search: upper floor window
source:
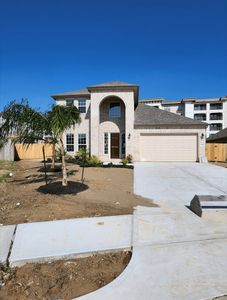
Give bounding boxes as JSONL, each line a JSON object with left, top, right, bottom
{"left": 210, "top": 103, "right": 223, "bottom": 110}
{"left": 66, "top": 133, "right": 74, "bottom": 152}
{"left": 78, "top": 99, "right": 86, "bottom": 113}
{"left": 109, "top": 103, "right": 121, "bottom": 118}
{"left": 210, "top": 113, "right": 223, "bottom": 120}
{"left": 210, "top": 123, "right": 223, "bottom": 131}
{"left": 66, "top": 99, "right": 74, "bottom": 106}
{"left": 194, "top": 114, "right": 206, "bottom": 121}
{"left": 78, "top": 133, "right": 86, "bottom": 150}
{"left": 194, "top": 103, "right": 206, "bottom": 111}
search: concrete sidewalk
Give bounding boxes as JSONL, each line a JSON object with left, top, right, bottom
{"left": 76, "top": 206, "right": 227, "bottom": 300}
{"left": 0, "top": 225, "right": 15, "bottom": 264}
{"left": 0, "top": 215, "right": 132, "bottom": 266}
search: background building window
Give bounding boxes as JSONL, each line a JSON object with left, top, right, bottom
{"left": 194, "top": 103, "right": 206, "bottom": 110}
{"left": 210, "top": 113, "right": 223, "bottom": 120}
{"left": 78, "top": 99, "right": 86, "bottom": 113}
{"left": 194, "top": 114, "right": 206, "bottom": 121}
{"left": 66, "top": 134, "right": 74, "bottom": 151}
{"left": 210, "top": 103, "right": 223, "bottom": 110}
{"left": 109, "top": 103, "right": 121, "bottom": 118}
{"left": 66, "top": 99, "right": 74, "bottom": 106}
{"left": 78, "top": 133, "right": 86, "bottom": 150}
{"left": 104, "top": 133, "right": 109, "bottom": 154}
{"left": 210, "top": 123, "right": 223, "bottom": 131}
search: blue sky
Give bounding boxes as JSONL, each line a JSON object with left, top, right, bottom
{"left": 0, "top": 0, "right": 226, "bottom": 111}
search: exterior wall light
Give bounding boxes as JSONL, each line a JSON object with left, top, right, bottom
{"left": 128, "top": 133, "right": 131, "bottom": 140}
{"left": 201, "top": 133, "right": 204, "bottom": 139}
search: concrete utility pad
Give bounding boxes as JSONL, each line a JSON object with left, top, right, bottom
{"left": 0, "top": 225, "right": 15, "bottom": 264}
{"left": 9, "top": 215, "right": 132, "bottom": 266}
{"left": 134, "top": 162, "right": 227, "bottom": 207}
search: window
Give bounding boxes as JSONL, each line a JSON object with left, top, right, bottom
{"left": 210, "top": 113, "right": 223, "bottom": 120}
{"left": 164, "top": 107, "right": 170, "bottom": 111}
{"left": 109, "top": 103, "right": 121, "bottom": 118}
{"left": 78, "top": 99, "right": 86, "bottom": 113}
{"left": 66, "top": 99, "right": 74, "bottom": 106}
{"left": 78, "top": 133, "right": 86, "bottom": 150}
{"left": 66, "top": 134, "right": 74, "bottom": 152}
{"left": 210, "top": 103, "right": 223, "bottom": 110}
{"left": 194, "top": 114, "right": 206, "bottom": 121}
{"left": 104, "top": 133, "right": 109, "bottom": 154}
{"left": 194, "top": 104, "right": 206, "bottom": 111}
{"left": 210, "top": 123, "right": 223, "bottom": 131}
{"left": 121, "top": 133, "right": 125, "bottom": 157}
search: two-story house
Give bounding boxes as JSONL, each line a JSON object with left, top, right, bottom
{"left": 52, "top": 81, "right": 206, "bottom": 162}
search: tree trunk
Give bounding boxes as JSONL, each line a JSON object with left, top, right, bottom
{"left": 60, "top": 138, "right": 67, "bottom": 186}
{"left": 51, "top": 143, "right": 56, "bottom": 169}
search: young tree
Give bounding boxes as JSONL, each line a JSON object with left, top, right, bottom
{"left": 0, "top": 100, "right": 80, "bottom": 186}
{"left": 48, "top": 104, "right": 80, "bottom": 186}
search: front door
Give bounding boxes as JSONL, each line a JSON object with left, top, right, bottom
{"left": 111, "top": 133, "right": 120, "bottom": 159}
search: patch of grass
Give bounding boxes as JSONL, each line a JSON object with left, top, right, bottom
{"left": 0, "top": 173, "right": 11, "bottom": 182}
{"left": 0, "top": 160, "right": 16, "bottom": 171}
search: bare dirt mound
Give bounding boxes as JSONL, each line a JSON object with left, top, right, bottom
{"left": 0, "top": 251, "right": 131, "bottom": 300}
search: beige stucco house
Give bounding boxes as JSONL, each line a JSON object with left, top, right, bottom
{"left": 52, "top": 81, "right": 207, "bottom": 162}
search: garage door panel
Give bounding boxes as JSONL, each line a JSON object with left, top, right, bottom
{"left": 140, "top": 134, "right": 197, "bottom": 162}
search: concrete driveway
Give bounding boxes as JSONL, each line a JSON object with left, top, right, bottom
{"left": 134, "top": 162, "right": 227, "bottom": 208}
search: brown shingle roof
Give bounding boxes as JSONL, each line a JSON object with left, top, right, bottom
{"left": 206, "top": 127, "right": 227, "bottom": 143}
{"left": 134, "top": 104, "right": 207, "bottom": 127}
{"left": 52, "top": 88, "right": 90, "bottom": 99}
{"left": 87, "top": 81, "right": 138, "bottom": 88}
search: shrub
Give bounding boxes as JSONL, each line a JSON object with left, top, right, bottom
{"left": 56, "top": 148, "right": 66, "bottom": 161}
{"left": 126, "top": 154, "right": 133, "bottom": 163}
{"left": 121, "top": 158, "right": 128, "bottom": 166}
{"left": 88, "top": 155, "right": 102, "bottom": 166}
{"left": 75, "top": 148, "right": 89, "bottom": 162}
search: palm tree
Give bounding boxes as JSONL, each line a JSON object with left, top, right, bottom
{"left": 0, "top": 100, "right": 80, "bottom": 186}
{"left": 48, "top": 104, "right": 80, "bottom": 186}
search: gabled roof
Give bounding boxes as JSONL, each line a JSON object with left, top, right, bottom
{"left": 87, "top": 81, "right": 138, "bottom": 88}
{"left": 51, "top": 81, "right": 139, "bottom": 100}
{"left": 134, "top": 104, "right": 207, "bottom": 127}
{"left": 52, "top": 88, "right": 90, "bottom": 99}
{"left": 206, "top": 127, "right": 227, "bottom": 143}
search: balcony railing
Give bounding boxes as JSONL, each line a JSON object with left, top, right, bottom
{"left": 209, "top": 123, "right": 223, "bottom": 131}
{"left": 210, "top": 113, "right": 223, "bottom": 120}
{"left": 194, "top": 114, "right": 206, "bottom": 121}
{"left": 194, "top": 104, "right": 206, "bottom": 111}
{"left": 210, "top": 103, "right": 223, "bottom": 110}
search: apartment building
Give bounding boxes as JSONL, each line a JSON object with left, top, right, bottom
{"left": 140, "top": 97, "right": 227, "bottom": 137}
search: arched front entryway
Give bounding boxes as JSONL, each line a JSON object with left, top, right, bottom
{"left": 99, "top": 96, "right": 126, "bottom": 161}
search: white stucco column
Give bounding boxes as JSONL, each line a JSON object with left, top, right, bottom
{"left": 90, "top": 95, "right": 100, "bottom": 157}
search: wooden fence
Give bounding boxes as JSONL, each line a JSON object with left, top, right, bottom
{"left": 206, "top": 143, "right": 227, "bottom": 162}
{"left": 15, "top": 144, "right": 53, "bottom": 160}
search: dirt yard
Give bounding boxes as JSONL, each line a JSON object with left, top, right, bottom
{"left": 0, "top": 160, "right": 155, "bottom": 225}
{"left": 0, "top": 251, "right": 131, "bottom": 300}
{"left": 0, "top": 160, "right": 154, "bottom": 299}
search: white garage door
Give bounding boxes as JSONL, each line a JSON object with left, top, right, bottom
{"left": 140, "top": 134, "right": 198, "bottom": 162}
